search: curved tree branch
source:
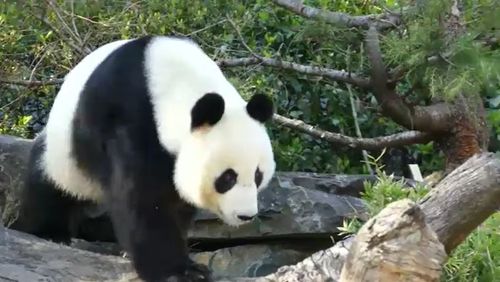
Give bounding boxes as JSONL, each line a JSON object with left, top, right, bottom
{"left": 272, "top": 0, "right": 401, "bottom": 29}
{"left": 1, "top": 58, "right": 370, "bottom": 89}
{"left": 219, "top": 57, "right": 370, "bottom": 88}
{"left": 273, "top": 114, "right": 431, "bottom": 150}
{"left": 222, "top": 17, "right": 371, "bottom": 88}
{"left": 0, "top": 78, "right": 64, "bottom": 87}
{"left": 365, "top": 26, "right": 452, "bottom": 133}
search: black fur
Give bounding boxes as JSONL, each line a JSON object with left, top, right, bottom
{"left": 214, "top": 168, "right": 237, "bottom": 194}
{"left": 17, "top": 36, "right": 212, "bottom": 282}
{"left": 190, "top": 92, "right": 225, "bottom": 130}
{"left": 254, "top": 168, "right": 263, "bottom": 188}
{"left": 246, "top": 94, "right": 273, "bottom": 123}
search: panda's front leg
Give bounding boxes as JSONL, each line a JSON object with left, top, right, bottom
{"left": 103, "top": 134, "right": 213, "bottom": 282}
{"left": 105, "top": 190, "right": 212, "bottom": 282}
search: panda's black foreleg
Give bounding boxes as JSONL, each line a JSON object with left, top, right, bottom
{"left": 103, "top": 130, "right": 212, "bottom": 282}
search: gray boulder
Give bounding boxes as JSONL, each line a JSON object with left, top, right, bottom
{"left": 0, "top": 134, "right": 373, "bottom": 243}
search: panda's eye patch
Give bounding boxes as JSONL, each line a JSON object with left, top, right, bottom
{"left": 215, "top": 169, "right": 237, "bottom": 194}
{"left": 255, "top": 167, "right": 263, "bottom": 188}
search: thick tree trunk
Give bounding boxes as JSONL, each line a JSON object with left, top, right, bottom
{"left": 436, "top": 0, "right": 490, "bottom": 172}
{"left": 438, "top": 97, "right": 490, "bottom": 172}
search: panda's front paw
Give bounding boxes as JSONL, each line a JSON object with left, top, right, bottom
{"left": 164, "top": 273, "right": 212, "bottom": 282}
{"left": 164, "top": 261, "right": 213, "bottom": 282}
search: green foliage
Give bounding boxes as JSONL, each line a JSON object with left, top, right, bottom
{"left": 384, "top": 0, "right": 500, "bottom": 100}
{"left": 0, "top": 0, "right": 498, "bottom": 175}
{"left": 338, "top": 150, "right": 430, "bottom": 235}
{"left": 444, "top": 213, "right": 500, "bottom": 282}
{"left": 0, "top": 0, "right": 383, "bottom": 174}
{"left": 486, "top": 82, "right": 500, "bottom": 155}
{"left": 0, "top": 113, "right": 32, "bottom": 138}
{"left": 337, "top": 170, "right": 429, "bottom": 236}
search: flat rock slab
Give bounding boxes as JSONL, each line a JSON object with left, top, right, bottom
{"left": 69, "top": 239, "right": 319, "bottom": 279}
{"left": 1, "top": 221, "right": 355, "bottom": 281}
{"left": 189, "top": 173, "right": 368, "bottom": 239}
{"left": 0, "top": 224, "right": 138, "bottom": 282}
{"left": 0, "top": 134, "right": 370, "bottom": 242}
{"left": 192, "top": 244, "right": 312, "bottom": 278}
{"left": 0, "top": 135, "right": 32, "bottom": 225}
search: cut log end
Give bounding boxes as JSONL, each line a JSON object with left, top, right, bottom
{"left": 339, "top": 199, "right": 447, "bottom": 282}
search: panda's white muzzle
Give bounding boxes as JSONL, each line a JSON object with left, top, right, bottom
{"left": 218, "top": 184, "right": 258, "bottom": 226}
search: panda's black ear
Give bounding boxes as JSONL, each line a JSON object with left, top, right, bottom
{"left": 246, "top": 94, "right": 273, "bottom": 123}
{"left": 191, "top": 93, "right": 225, "bottom": 130}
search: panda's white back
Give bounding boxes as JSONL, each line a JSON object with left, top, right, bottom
{"left": 40, "top": 36, "right": 247, "bottom": 201}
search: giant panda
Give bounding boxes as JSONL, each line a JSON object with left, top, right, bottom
{"left": 11, "top": 36, "right": 276, "bottom": 282}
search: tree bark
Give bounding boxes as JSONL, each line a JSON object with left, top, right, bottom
{"left": 419, "top": 152, "right": 500, "bottom": 253}
{"left": 434, "top": 0, "right": 490, "bottom": 171}
{"left": 272, "top": 114, "right": 431, "bottom": 150}
{"left": 272, "top": 0, "right": 401, "bottom": 29}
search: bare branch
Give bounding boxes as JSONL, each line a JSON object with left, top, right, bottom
{"left": 0, "top": 78, "right": 64, "bottom": 87}
{"left": 273, "top": 114, "right": 431, "bottom": 150}
{"left": 1, "top": 56, "right": 368, "bottom": 89}
{"left": 34, "top": 13, "right": 88, "bottom": 56}
{"left": 365, "top": 26, "right": 452, "bottom": 133}
{"left": 45, "top": 0, "right": 91, "bottom": 54}
{"left": 366, "top": 26, "right": 389, "bottom": 91}
{"left": 219, "top": 57, "right": 370, "bottom": 88}
{"left": 348, "top": 85, "right": 373, "bottom": 174}
{"left": 31, "top": 1, "right": 91, "bottom": 56}
{"left": 223, "top": 16, "right": 370, "bottom": 88}
{"left": 225, "top": 16, "right": 260, "bottom": 59}
{"left": 217, "top": 57, "right": 261, "bottom": 67}
{"left": 272, "top": 0, "right": 401, "bottom": 29}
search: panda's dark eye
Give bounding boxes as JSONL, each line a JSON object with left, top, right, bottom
{"left": 215, "top": 169, "right": 237, "bottom": 194}
{"left": 255, "top": 167, "right": 263, "bottom": 188}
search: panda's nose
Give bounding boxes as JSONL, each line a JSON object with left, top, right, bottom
{"left": 237, "top": 214, "right": 256, "bottom": 221}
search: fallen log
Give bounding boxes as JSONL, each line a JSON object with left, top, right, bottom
{"left": 0, "top": 151, "right": 498, "bottom": 281}
{"left": 419, "top": 152, "right": 500, "bottom": 253}
{"left": 0, "top": 134, "right": 371, "bottom": 246}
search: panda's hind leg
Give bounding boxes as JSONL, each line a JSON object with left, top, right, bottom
{"left": 9, "top": 134, "right": 83, "bottom": 244}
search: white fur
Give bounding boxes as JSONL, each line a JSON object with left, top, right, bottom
{"left": 42, "top": 39, "right": 131, "bottom": 201}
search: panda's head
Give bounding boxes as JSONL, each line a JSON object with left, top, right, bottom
{"left": 174, "top": 93, "right": 275, "bottom": 227}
